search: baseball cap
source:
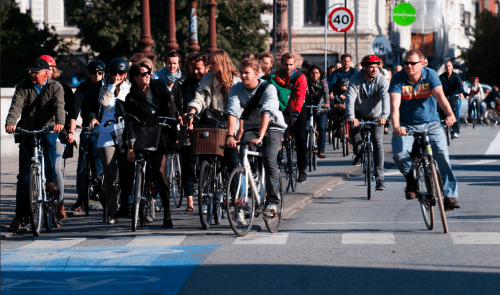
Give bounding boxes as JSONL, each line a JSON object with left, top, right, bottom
{"left": 26, "top": 59, "right": 50, "bottom": 72}
{"left": 39, "top": 55, "right": 57, "bottom": 67}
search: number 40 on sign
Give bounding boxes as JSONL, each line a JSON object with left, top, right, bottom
{"left": 328, "top": 7, "right": 354, "bottom": 32}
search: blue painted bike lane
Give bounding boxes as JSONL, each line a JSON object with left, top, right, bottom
{"left": 1, "top": 245, "right": 219, "bottom": 295}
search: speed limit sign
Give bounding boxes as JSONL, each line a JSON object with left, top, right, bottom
{"left": 328, "top": 7, "right": 354, "bottom": 32}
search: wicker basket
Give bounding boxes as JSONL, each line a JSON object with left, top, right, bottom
{"left": 191, "top": 128, "right": 227, "bottom": 157}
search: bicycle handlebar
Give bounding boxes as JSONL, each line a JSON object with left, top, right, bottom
{"left": 15, "top": 126, "right": 54, "bottom": 135}
{"left": 405, "top": 122, "right": 446, "bottom": 136}
{"left": 358, "top": 121, "right": 379, "bottom": 125}
{"left": 104, "top": 114, "right": 177, "bottom": 127}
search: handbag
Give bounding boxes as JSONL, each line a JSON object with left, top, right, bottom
{"left": 109, "top": 116, "right": 127, "bottom": 154}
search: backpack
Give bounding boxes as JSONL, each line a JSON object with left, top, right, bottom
{"left": 262, "top": 70, "right": 304, "bottom": 112}
{"left": 241, "top": 81, "right": 271, "bottom": 121}
{"left": 197, "top": 107, "right": 227, "bottom": 129}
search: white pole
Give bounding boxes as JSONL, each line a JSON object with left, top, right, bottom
{"left": 324, "top": 2, "right": 344, "bottom": 71}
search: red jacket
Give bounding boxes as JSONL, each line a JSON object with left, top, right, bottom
{"left": 271, "top": 68, "right": 307, "bottom": 115}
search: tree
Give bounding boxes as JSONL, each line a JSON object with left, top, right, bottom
{"left": 66, "top": 0, "right": 272, "bottom": 69}
{"left": 0, "top": 0, "right": 69, "bottom": 87}
{"left": 461, "top": 11, "right": 500, "bottom": 86}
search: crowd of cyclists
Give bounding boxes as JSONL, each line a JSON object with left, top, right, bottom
{"left": 8, "top": 47, "right": 499, "bottom": 234}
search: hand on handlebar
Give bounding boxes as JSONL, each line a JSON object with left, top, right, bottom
{"left": 444, "top": 115, "right": 456, "bottom": 127}
{"left": 349, "top": 118, "right": 359, "bottom": 127}
{"left": 393, "top": 126, "right": 407, "bottom": 136}
{"left": 378, "top": 118, "right": 387, "bottom": 126}
{"left": 6, "top": 126, "right": 16, "bottom": 134}
{"left": 89, "top": 119, "right": 100, "bottom": 130}
{"left": 53, "top": 124, "right": 64, "bottom": 133}
{"left": 250, "top": 138, "right": 262, "bottom": 148}
{"left": 226, "top": 136, "right": 238, "bottom": 149}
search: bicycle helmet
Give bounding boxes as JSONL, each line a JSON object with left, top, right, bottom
{"left": 360, "top": 55, "right": 381, "bottom": 67}
{"left": 108, "top": 58, "right": 129, "bottom": 72}
{"left": 87, "top": 60, "right": 106, "bottom": 72}
{"left": 338, "top": 78, "right": 349, "bottom": 86}
{"left": 39, "top": 55, "right": 57, "bottom": 67}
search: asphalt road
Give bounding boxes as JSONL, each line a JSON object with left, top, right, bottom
{"left": 1, "top": 122, "right": 499, "bottom": 294}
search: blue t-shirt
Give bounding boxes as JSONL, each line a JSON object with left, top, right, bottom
{"left": 389, "top": 67, "right": 442, "bottom": 125}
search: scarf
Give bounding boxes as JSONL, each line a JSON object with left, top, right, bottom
{"left": 159, "top": 67, "right": 182, "bottom": 85}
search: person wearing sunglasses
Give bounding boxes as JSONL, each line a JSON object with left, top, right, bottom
{"left": 69, "top": 60, "right": 106, "bottom": 212}
{"left": 125, "top": 62, "right": 179, "bottom": 228}
{"left": 389, "top": 49, "right": 460, "bottom": 211}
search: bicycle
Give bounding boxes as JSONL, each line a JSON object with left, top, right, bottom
{"left": 278, "top": 123, "right": 298, "bottom": 193}
{"left": 306, "top": 105, "right": 320, "bottom": 172}
{"left": 357, "top": 121, "right": 378, "bottom": 200}
{"left": 226, "top": 141, "right": 284, "bottom": 236}
{"left": 406, "top": 123, "right": 449, "bottom": 233}
{"left": 165, "top": 153, "right": 183, "bottom": 208}
{"left": 76, "top": 126, "right": 106, "bottom": 221}
{"left": 15, "top": 127, "right": 60, "bottom": 236}
{"left": 466, "top": 98, "right": 480, "bottom": 129}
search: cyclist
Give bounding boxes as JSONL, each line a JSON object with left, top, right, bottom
{"left": 329, "top": 54, "right": 357, "bottom": 101}
{"left": 5, "top": 58, "right": 65, "bottom": 233}
{"left": 69, "top": 60, "right": 105, "bottom": 212}
{"left": 305, "top": 65, "right": 329, "bottom": 158}
{"left": 389, "top": 49, "right": 460, "bottom": 211}
{"left": 226, "top": 58, "right": 287, "bottom": 216}
{"left": 467, "top": 77, "right": 485, "bottom": 123}
{"left": 345, "top": 55, "right": 390, "bottom": 191}
{"left": 271, "top": 52, "right": 308, "bottom": 183}
{"left": 439, "top": 61, "right": 465, "bottom": 138}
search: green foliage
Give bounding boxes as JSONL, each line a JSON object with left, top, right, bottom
{"left": 66, "top": 0, "right": 271, "bottom": 70}
{"left": 461, "top": 11, "right": 500, "bottom": 86}
{"left": 0, "top": 0, "right": 68, "bottom": 87}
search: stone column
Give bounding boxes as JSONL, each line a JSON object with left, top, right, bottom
{"left": 207, "top": 0, "right": 218, "bottom": 52}
{"left": 275, "top": 0, "right": 302, "bottom": 67}
{"left": 139, "top": 0, "right": 156, "bottom": 62}
{"left": 187, "top": 0, "right": 201, "bottom": 53}
{"left": 166, "top": 0, "right": 179, "bottom": 52}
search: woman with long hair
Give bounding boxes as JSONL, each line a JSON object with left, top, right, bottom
{"left": 306, "top": 65, "right": 329, "bottom": 158}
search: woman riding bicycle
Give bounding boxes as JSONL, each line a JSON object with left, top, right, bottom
{"left": 305, "top": 65, "right": 329, "bottom": 158}
{"left": 467, "top": 77, "right": 485, "bottom": 122}
{"left": 124, "top": 62, "right": 179, "bottom": 228}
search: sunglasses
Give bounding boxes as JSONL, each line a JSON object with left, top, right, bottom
{"left": 90, "top": 71, "right": 104, "bottom": 76}
{"left": 137, "top": 71, "right": 151, "bottom": 77}
{"left": 403, "top": 61, "right": 421, "bottom": 66}
{"left": 110, "top": 71, "right": 126, "bottom": 76}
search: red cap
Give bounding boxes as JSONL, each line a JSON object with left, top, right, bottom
{"left": 39, "top": 55, "right": 56, "bottom": 67}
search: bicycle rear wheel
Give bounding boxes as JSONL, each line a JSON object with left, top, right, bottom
{"left": 342, "top": 124, "right": 348, "bottom": 157}
{"left": 418, "top": 165, "right": 435, "bottom": 230}
{"left": 213, "top": 168, "right": 226, "bottom": 225}
{"left": 132, "top": 162, "right": 144, "bottom": 232}
{"left": 227, "top": 167, "right": 254, "bottom": 236}
{"left": 429, "top": 161, "right": 449, "bottom": 233}
{"left": 264, "top": 195, "right": 284, "bottom": 233}
{"left": 472, "top": 105, "right": 477, "bottom": 129}
{"left": 366, "top": 144, "right": 373, "bottom": 200}
{"left": 198, "top": 160, "right": 214, "bottom": 229}
{"left": 313, "top": 131, "right": 317, "bottom": 170}
{"left": 28, "top": 167, "right": 43, "bottom": 236}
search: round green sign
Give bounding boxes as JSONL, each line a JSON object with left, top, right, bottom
{"left": 392, "top": 3, "right": 416, "bottom": 26}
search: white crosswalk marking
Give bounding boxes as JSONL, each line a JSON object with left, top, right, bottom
{"left": 126, "top": 235, "right": 186, "bottom": 247}
{"left": 20, "top": 238, "right": 86, "bottom": 249}
{"left": 342, "top": 233, "right": 396, "bottom": 244}
{"left": 450, "top": 232, "right": 500, "bottom": 244}
{"left": 233, "top": 233, "right": 289, "bottom": 245}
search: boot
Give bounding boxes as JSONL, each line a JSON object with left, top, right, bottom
{"left": 160, "top": 190, "right": 173, "bottom": 228}
{"left": 404, "top": 173, "right": 418, "bottom": 200}
{"left": 186, "top": 196, "right": 194, "bottom": 212}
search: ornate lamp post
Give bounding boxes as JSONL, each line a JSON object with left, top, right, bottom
{"left": 187, "top": 0, "right": 201, "bottom": 53}
{"left": 166, "top": 0, "right": 179, "bottom": 52}
{"left": 274, "top": 0, "right": 302, "bottom": 67}
{"left": 207, "top": 0, "right": 218, "bottom": 52}
{"left": 139, "top": 0, "right": 156, "bottom": 62}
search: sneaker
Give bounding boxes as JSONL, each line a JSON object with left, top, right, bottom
{"left": 384, "top": 127, "right": 389, "bottom": 134}
{"left": 106, "top": 217, "right": 117, "bottom": 224}
{"left": 297, "top": 171, "right": 307, "bottom": 183}
{"left": 45, "top": 181, "right": 59, "bottom": 193}
{"left": 202, "top": 204, "right": 208, "bottom": 214}
{"left": 56, "top": 204, "right": 66, "bottom": 219}
{"left": 404, "top": 174, "right": 418, "bottom": 200}
{"left": 7, "top": 217, "right": 24, "bottom": 233}
{"left": 237, "top": 210, "right": 247, "bottom": 225}
{"left": 453, "top": 133, "right": 459, "bottom": 138}
{"left": 376, "top": 180, "right": 385, "bottom": 191}
{"left": 264, "top": 204, "right": 277, "bottom": 218}
{"left": 318, "top": 153, "right": 326, "bottom": 158}
{"left": 352, "top": 155, "right": 362, "bottom": 167}
{"left": 444, "top": 197, "right": 460, "bottom": 211}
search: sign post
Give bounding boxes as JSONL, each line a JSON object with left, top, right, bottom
{"left": 324, "top": 2, "right": 345, "bottom": 72}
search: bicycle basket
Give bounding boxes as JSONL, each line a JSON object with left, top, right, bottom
{"left": 127, "top": 123, "right": 163, "bottom": 151}
{"left": 191, "top": 128, "right": 227, "bottom": 157}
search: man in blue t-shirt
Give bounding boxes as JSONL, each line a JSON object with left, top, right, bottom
{"left": 329, "top": 54, "right": 358, "bottom": 100}
{"left": 389, "top": 49, "right": 460, "bottom": 211}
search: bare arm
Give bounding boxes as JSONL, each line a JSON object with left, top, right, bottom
{"left": 226, "top": 115, "right": 238, "bottom": 148}
{"left": 390, "top": 92, "right": 406, "bottom": 136}
{"left": 432, "top": 85, "right": 456, "bottom": 127}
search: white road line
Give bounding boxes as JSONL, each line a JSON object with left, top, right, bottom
{"left": 126, "top": 235, "right": 186, "bottom": 247}
{"left": 307, "top": 220, "right": 500, "bottom": 224}
{"left": 450, "top": 232, "right": 500, "bottom": 244}
{"left": 233, "top": 233, "right": 289, "bottom": 245}
{"left": 486, "top": 130, "right": 500, "bottom": 155}
{"left": 342, "top": 233, "right": 396, "bottom": 244}
{"left": 20, "top": 238, "right": 86, "bottom": 249}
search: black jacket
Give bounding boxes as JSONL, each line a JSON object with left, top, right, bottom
{"left": 82, "top": 80, "right": 104, "bottom": 126}
{"left": 125, "top": 79, "right": 178, "bottom": 153}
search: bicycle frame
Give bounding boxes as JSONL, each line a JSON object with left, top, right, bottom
{"left": 238, "top": 144, "right": 266, "bottom": 211}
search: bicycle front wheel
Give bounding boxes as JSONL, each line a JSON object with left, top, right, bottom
{"left": 342, "top": 124, "right": 348, "bottom": 157}
{"left": 445, "top": 126, "right": 451, "bottom": 146}
{"left": 28, "top": 167, "right": 43, "bottom": 236}
{"left": 289, "top": 142, "right": 298, "bottom": 192}
{"left": 418, "top": 165, "right": 435, "bottom": 230}
{"left": 278, "top": 147, "right": 289, "bottom": 194}
{"left": 264, "top": 196, "right": 284, "bottom": 233}
{"left": 198, "top": 160, "right": 214, "bottom": 229}
{"left": 44, "top": 198, "right": 56, "bottom": 232}
{"left": 132, "top": 163, "right": 144, "bottom": 232}
{"left": 366, "top": 145, "right": 373, "bottom": 200}
{"left": 227, "top": 168, "right": 254, "bottom": 236}
{"left": 308, "top": 130, "right": 313, "bottom": 172}
{"left": 429, "top": 161, "right": 448, "bottom": 233}
{"left": 171, "top": 154, "right": 183, "bottom": 208}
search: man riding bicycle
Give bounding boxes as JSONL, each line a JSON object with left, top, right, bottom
{"left": 390, "top": 49, "right": 460, "bottom": 211}
{"left": 226, "top": 58, "right": 287, "bottom": 216}
{"left": 345, "top": 55, "right": 390, "bottom": 190}
{"left": 439, "top": 61, "right": 465, "bottom": 138}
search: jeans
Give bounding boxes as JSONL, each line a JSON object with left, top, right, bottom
{"left": 468, "top": 98, "right": 485, "bottom": 118}
{"left": 55, "top": 138, "right": 65, "bottom": 204}
{"left": 350, "top": 120, "right": 385, "bottom": 181}
{"left": 76, "top": 132, "right": 103, "bottom": 203}
{"left": 392, "top": 121, "right": 458, "bottom": 199}
{"left": 16, "top": 132, "right": 59, "bottom": 216}
{"left": 243, "top": 130, "right": 284, "bottom": 205}
{"left": 444, "top": 96, "right": 461, "bottom": 134}
{"left": 314, "top": 113, "right": 327, "bottom": 154}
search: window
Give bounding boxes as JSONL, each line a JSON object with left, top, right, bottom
{"left": 304, "top": 0, "right": 326, "bottom": 26}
